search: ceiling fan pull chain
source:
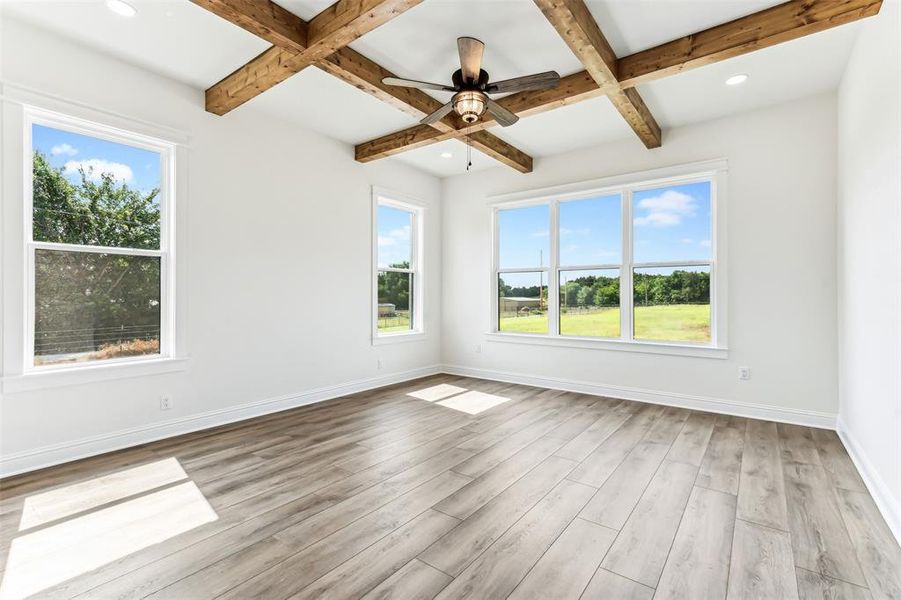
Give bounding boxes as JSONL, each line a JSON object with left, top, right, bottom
{"left": 466, "top": 134, "right": 472, "bottom": 171}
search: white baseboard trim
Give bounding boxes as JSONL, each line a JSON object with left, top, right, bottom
{"left": 0, "top": 365, "right": 442, "bottom": 478}
{"left": 441, "top": 364, "right": 837, "bottom": 429}
{"left": 836, "top": 417, "right": 901, "bottom": 546}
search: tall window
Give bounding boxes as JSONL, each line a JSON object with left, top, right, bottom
{"left": 493, "top": 166, "right": 721, "bottom": 348}
{"left": 374, "top": 191, "right": 422, "bottom": 337}
{"left": 26, "top": 110, "right": 174, "bottom": 368}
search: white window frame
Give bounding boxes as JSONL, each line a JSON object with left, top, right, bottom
{"left": 371, "top": 187, "right": 425, "bottom": 344}
{"left": 488, "top": 159, "right": 728, "bottom": 359}
{"left": 22, "top": 107, "right": 177, "bottom": 371}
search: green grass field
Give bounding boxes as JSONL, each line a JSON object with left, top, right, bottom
{"left": 378, "top": 313, "right": 412, "bottom": 333}
{"left": 499, "top": 304, "right": 710, "bottom": 342}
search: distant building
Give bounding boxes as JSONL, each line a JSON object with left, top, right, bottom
{"left": 499, "top": 296, "right": 541, "bottom": 313}
{"left": 377, "top": 303, "right": 396, "bottom": 317}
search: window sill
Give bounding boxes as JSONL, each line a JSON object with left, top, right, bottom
{"left": 484, "top": 332, "right": 728, "bottom": 359}
{"left": 1, "top": 356, "right": 190, "bottom": 394}
{"left": 372, "top": 331, "right": 427, "bottom": 346}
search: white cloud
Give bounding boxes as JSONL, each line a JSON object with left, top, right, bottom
{"left": 63, "top": 159, "right": 134, "bottom": 184}
{"left": 50, "top": 143, "right": 78, "bottom": 157}
{"left": 680, "top": 238, "right": 694, "bottom": 244}
{"left": 530, "top": 230, "right": 550, "bottom": 238}
{"left": 633, "top": 190, "right": 697, "bottom": 227}
{"left": 700, "top": 239, "right": 711, "bottom": 247}
{"left": 377, "top": 236, "right": 397, "bottom": 247}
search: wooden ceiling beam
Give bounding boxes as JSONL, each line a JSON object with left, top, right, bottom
{"left": 202, "top": 0, "right": 423, "bottom": 115}
{"left": 194, "top": 0, "right": 534, "bottom": 172}
{"left": 355, "top": 0, "right": 881, "bottom": 162}
{"left": 533, "top": 0, "right": 661, "bottom": 148}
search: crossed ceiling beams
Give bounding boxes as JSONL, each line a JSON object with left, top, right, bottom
{"left": 195, "top": 0, "right": 883, "bottom": 173}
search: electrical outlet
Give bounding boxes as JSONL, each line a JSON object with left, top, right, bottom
{"left": 160, "top": 396, "right": 172, "bottom": 410}
{"left": 377, "top": 359, "right": 383, "bottom": 370}
{"left": 738, "top": 367, "right": 751, "bottom": 381}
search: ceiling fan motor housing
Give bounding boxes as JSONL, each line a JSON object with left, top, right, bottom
{"left": 452, "top": 90, "right": 488, "bottom": 123}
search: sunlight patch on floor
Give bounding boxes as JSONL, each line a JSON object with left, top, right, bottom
{"left": 436, "top": 390, "right": 511, "bottom": 415}
{"left": 1, "top": 467, "right": 217, "bottom": 600}
{"left": 20, "top": 457, "right": 187, "bottom": 530}
{"left": 407, "top": 383, "right": 468, "bottom": 402}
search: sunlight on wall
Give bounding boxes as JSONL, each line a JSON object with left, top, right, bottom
{"left": 1, "top": 465, "right": 216, "bottom": 600}
{"left": 20, "top": 457, "right": 187, "bottom": 530}
{"left": 407, "top": 384, "right": 511, "bottom": 415}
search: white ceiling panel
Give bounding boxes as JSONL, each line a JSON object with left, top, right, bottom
{"left": 393, "top": 138, "right": 502, "bottom": 177}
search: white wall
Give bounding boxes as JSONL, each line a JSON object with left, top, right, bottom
{"left": 0, "top": 18, "right": 442, "bottom": 474}
{"left": 441, "top": 94, "right": 839, "bottom": 424}
{"left": 836, "top": 1, "right": 901, "bottom": 541}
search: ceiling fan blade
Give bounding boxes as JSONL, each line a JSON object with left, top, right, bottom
{"left": 457, "top": 37, "right": 485, "bottom": 84}
{"left": 486, "top": 71, "right": 560, "bottom": 94}
{"left": 486, "top": 99, "right": 519, "bottom": 127}
{"left": 382, "top": 77, "right": 455, "bottom": 92}
{"left": 420, "top": 101, "right": 455, "bottom": 125}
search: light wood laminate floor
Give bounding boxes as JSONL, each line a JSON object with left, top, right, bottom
{"left": 1, "top": 375, "right": 899, "bottom": 599}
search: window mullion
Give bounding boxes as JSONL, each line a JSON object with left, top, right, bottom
{"left": 548, "top": 200, "right": 560, "bottom": 337}
{"left": 621, "top": 189, "right": 634, "bottom": 341}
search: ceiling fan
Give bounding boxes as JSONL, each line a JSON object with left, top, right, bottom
{"left": 382, "top": 37, "right": 560, "bottom": 127}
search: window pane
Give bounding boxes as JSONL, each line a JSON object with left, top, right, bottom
{"left": 559, "top": 269, "right": 620, "bottom": 338}
{"left": 498, "top": 272, "right": 548, "bottom": 334}
{"left": 633, "top": 266, "right": 710, "bottom": 342}
{"left": 31, "top": 124, "right": 162, "bottom": 250}
{"left": 377, "top": 271, "right": 413, "bottom": 333}
{"left": 559, "top": 194, "right": 621, "bottom": 266}
{"left": 377, "top": 205, "right": 413, "bottom": 269}
{"left": 632, "top": 181, "right": 711, "bottom": 263}
{"left": 498, "top": 205, "right": 549, "bottom": 269}
{"left": 34, "top": 249, "right": 161, "bottom": 366}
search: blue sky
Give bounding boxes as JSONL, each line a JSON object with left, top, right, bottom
{"left": 32, "top": 124, "right": 161, "bottom": 196}
{"left": 499, "top": 182, "right": 711, "bottom": 268}
{"left": 377, "top": 205, "right": 412, "bottom": 268}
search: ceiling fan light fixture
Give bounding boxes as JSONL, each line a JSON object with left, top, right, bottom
{"left": 453, "top": 90, "right": 487, "bottom": 124}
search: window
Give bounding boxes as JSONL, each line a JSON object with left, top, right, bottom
{"left": 373, "top": 190, "right": 423, "bottom": 339}
{"left": 491, "top": 162, "right": 725, "bottom": 353}
{"left": 26, "top": 110, "right": 175, "bottom": 368}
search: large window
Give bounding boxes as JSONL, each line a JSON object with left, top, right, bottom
{"left": 373, "top": 190, "right": 423, "bottom": 338}
{"left": 492, "top": 163, "right": 724, "bottom": 352}
{"left": 26, "top": 110, "right": 175, "bottom": 368}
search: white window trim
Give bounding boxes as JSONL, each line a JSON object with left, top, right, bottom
{"left": 0, "top": 88, "right": 189, "bottom": 392}
{"left": 371, "top": 187, "right": 426, "bottom": 345}
{"left": 488, "top": 159, "right": 728, "bottom": 359}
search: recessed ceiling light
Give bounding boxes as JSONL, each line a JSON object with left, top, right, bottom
{"left": 440, "top": 152, "right": 453, "bottom": 159}
{"left": 725, "top": 73, "right": 748, "bottom": 86}
{"left": 106, "top": 0, "right": 137, "bottom": 17}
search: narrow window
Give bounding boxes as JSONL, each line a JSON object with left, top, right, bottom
{"left": 374, "top": 195, "right": 422, "bottom": 336}
{"left": 496, "top": 204, "right": 549, "bottom": 334}
{"left": 27, "top": 112, "right": 174, "bottom": 368}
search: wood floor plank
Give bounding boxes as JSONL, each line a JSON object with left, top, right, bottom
{"left": 696, "top": 414, "right": 745, "bottom": 495}
{"left": 174, "top": 470, "right": 472, "bottom": 600}
{"left": 435, "top": 435, "right": 563, "bottom": 519}
{"left": 726, "top": 519, "right": 799, "bottom": 600}
{"left": 600, "top": 460, "right": 698, "bottom": 587}
{"left": 291, "top": 509, "right": 460, "bottom": 599}
{"left": 783, "top": 461, "right": 867, "bottom": 587}
{"left": 507, "top": 517, "right": 617, "bottom": 600}
{"left": 568, "top": 404, "right": 664, "bottom": 487}
{"left": 835, "top": 487, "right": 901, "bottom": 599}
{"left": 796, "top": 567, "right": 872, "bottom": 600}
{"left": 666, "top": 411, "right": 716, "bottom": 466}
{"left": 778, "top": 423, "right": 823, "bottom": 465}
{"left": 811, "top": 429, "right": 867, "bottom": 492}
{"left": 419, "top": 455, "right": 577, "bottom": 576}
{"left": 578, "top": 441, "right": 669, "bottom": 530}
{"left": 642, "top": 405, "right": 691, "bottom": 445}
{"left": 580, "top": 568, "right": 654, "bottom": 600}
{"left": 654, "top": 486, "right": 736, "bottom": 599}
{"left": 737, "top": 419, "right": 789, "bottom": 531}
{"left": 554, "top": 401, "right": 635, "bottom": 462}
{"left": 434, "top": 479, "right": 596, "bottom": 599}
{"left": 360, "top": 559, "right": 452, "bottom": 600}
